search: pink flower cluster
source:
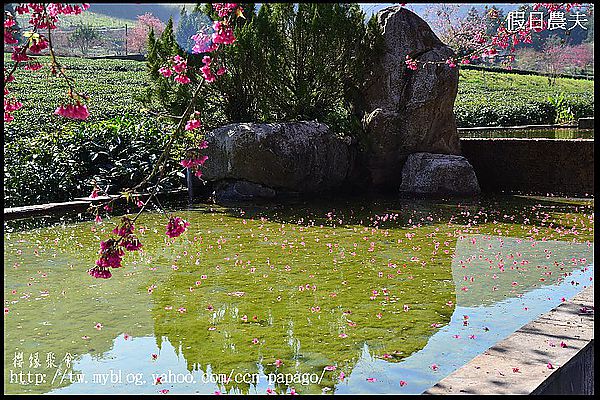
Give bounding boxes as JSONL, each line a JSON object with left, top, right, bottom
{"left": 212, "top": 20, "right": 236, "bottom": 45}
{"left": 16, "top": 3, "right": 90, "bottom": 30}
{"left": 88, "top": 266, "right": 112, "bottom": 279}
{"left": 112, "top": 217, "right": 135, "bottom": 237}
{"left": 180, "top": 142, "right": 209, "bottom": 178}
{"left": 96, "top": 239, "right": 125, "bottom": 268}
{"left": 166, "top": 216, "right": 190, "bottom": 238}
{"left": 4, "top": 17, "right": 18, "bottom": 45}
{"left": 191, "top": 30, "right": 219, "bottom": 54}
{"left": 54, "top": 103, "right": 90, "bottom": 120}
{"left": 213, "top": 3, "right": 241, "bottom": 18}
{"left": 4, "top": 97, "right": 22, "bottom": 123}
{"left": 190, "top": 11, "right": 237, "bottom": 56}
{"left": 407, "top": 3, "right": 587, "bottom": 71}
{"left": 533, "top": 3, "right": 578, "bottom": 12}
{"left": 10, "top": 48, "right": 31, "bottom": 62}
{"left": 185, "top": 119, "right": 201, "bottom": 131}
{"left": 159, "top": 55, "right": 191, "bottom": 84}
{"left": 180, "top": 155, "right": 208, "bottom": 169}
{"left": 28, "top": 37, "right": 49, "bottom": 54}
{"left": 200, "top": 55, "right": 216, "bottom": 83}
{"left": 90, "top": 217, "right": 143, "bottom": 279}
{"left": 24, "top": 62, "right": 44, "bottom": 71}
{"left": 405, "top": 55, "right": 418, "bottom": 71}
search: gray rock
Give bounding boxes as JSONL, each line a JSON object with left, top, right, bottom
{"left": 202, "top": 122, "right": 352, "bottom": 193}
{"left": 578, "top": 117, "right": 593, "bottom": 129}
{"left": 214, "top": 180, "right": 276, "bottom": 202}
{"left": 399, "top": 153, "right": 480, "bottom": 196}
{"left": 361, "top": 6, "right": 461, "bottom": 188}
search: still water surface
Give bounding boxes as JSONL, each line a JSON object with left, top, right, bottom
{"left": 4, "top": 195, "right": 594, "bottom": 394}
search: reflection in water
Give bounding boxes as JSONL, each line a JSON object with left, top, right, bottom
{"left": 452, "top": 234, "right": 594, "bottom": 306}
{"left": 4, "top": 195, "right": 594, "bottom": 394}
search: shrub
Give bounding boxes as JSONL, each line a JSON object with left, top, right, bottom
{"left": 4, "top": 116, "right": 186, "bottom": 207}
{"left": 143, "top": 3, "right": 383, "bottom": 136}
{"left": 455, "top": 69, "right": 594, "bottom": 127}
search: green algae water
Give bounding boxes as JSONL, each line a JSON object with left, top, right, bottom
{"left": 3, "top": 195, "right": 594, "bottom": 394}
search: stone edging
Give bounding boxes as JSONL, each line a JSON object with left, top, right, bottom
{"left": 458, "top": 124, "right": 578, "bottom": 131}
{"left": 3, "top": 190, "right": 188, "bottom": 221}
{"left": 423, "top": 285, "right": 594, "bottom": 395}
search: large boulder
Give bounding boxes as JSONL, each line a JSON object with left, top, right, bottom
{"left": 399, "top": 153, "right": 480, "bottom": 196}
{"left": 201, "top": 122, "right": 353, "bottom": 193}
{"left": 360, "top": 6, "right": 461, "bottom": 189}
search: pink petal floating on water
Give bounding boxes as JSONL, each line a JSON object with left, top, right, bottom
{"left": 399, "top": 380, "right": 407, "bottom": 387}
{"left": 366, "top": 377, "right": 377, "bottom": 382}
{"left": 431, "top": 364, "right": 439, "bottom": 371}
{"left": 159, "top": 389, "right": 169, "bottom": 394}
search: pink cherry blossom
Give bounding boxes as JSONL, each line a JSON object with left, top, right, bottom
{"left": 166, "top": 216, "right": 190, "bottom": 238}
{"left": 185, "top": 119, "right": 201, "bottom": 131}
{"left": 174, "top": 74, "right": 191, "bottom": 84}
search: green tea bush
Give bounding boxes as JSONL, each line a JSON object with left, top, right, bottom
{"left": 4, "top": 116, "right": 185, "bottom": 208}
{"left": 455, "top": 69, "right": 594, "bottom": 127}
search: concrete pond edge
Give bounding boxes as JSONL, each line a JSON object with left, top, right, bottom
{"left": 423, "top": 285, "right": 594, "bottom": 395}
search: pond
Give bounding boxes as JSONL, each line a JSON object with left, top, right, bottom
{"left": 459, "top": 128, "right": 594, "bottom": 139}
{"left": 3, "top": 195, "right": 594, "bottom": 394}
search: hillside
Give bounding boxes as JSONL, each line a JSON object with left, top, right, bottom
{"left": 86, "top": 3, "right": 195, "bottom": 24}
